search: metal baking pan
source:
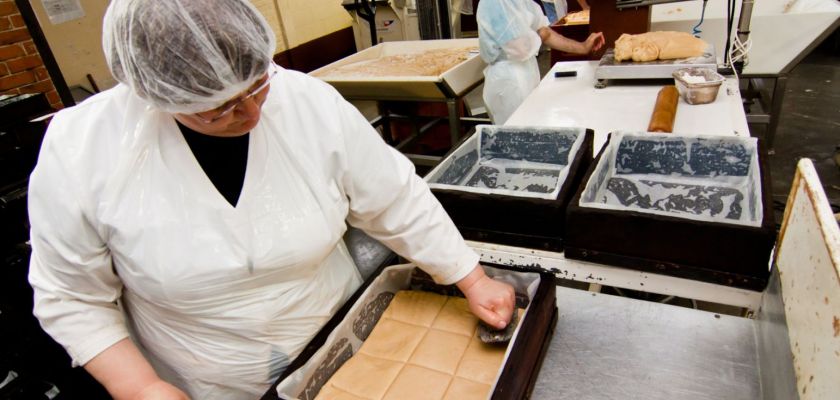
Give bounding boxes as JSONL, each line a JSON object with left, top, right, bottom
{"left": 264, "top": 264, "right": 557, "bottom": 400}
{"left": 565, "top": 132, "right": 776, "bottom": 290}
{"left": 309, "top": 39, "right": 485, "bottom": 100}
{"left": 426, "top": 125, "right": 594, "bottom": 251}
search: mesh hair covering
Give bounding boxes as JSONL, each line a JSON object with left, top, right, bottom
{"left": 102, "top": 0, "right": 276, "bottom": 114}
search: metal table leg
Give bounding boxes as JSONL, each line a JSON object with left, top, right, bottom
{"left": 742, "top": 74, "right": 787, "bottom": 153}
{"left": 766, "top": 75, "right": 788, "bottom": 150}
{"left": 377, "top": 101, "right": 392, "bottom": 144}
{"left": 446, "top": 97, "right": 460, "bottom": 147}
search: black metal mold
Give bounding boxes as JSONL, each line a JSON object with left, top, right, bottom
{"left": 429, "top": 127, "right": 594, "bottom": 251}
{"left": 263, "top": 264, "right": 557, "bottom": 400}
{"left": 565, "top": 133, "right": 776, "bottom": 291}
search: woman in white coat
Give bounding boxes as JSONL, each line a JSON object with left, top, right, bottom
{"left": 477, "top": 0, "right": 605, "bottom": 124}
{"left": 26, "top": 1, "right": 515, "bottom": 399}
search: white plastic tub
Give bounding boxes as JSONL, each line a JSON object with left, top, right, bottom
{"left": 309, "top": 39, "right": 485, "bottom": 100}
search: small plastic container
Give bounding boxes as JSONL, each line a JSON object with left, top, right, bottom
{"left": 672, "top": 67, "right": 726, "bottom": 105}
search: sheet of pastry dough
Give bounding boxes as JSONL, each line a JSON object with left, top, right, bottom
{"left": 323, "top": 48, "right": 477, "bottom": 78}
{"left": 314, "top": 291, "right": 520, "bottom": 400}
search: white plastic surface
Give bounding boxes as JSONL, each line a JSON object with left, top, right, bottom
{"left": 309, "top": 39, "right": 485, "bottom": 99}
{"left": 651, "top": 0, "right": 840, "bottom": 75}
{"left": 506, "top": 61, "right": 749, "bottom": 156}
{"left": 579, "top": 132, "right": 763, "bottom": 227}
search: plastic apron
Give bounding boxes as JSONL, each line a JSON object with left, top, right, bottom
{"left": 477, "top": 0, "right": 547, "bottom": 124}
{"left": 482, "top": 57, "right": 541, "bottom": 124}
{"left": 96, "top": 104, "right": 362, "bottom": 398}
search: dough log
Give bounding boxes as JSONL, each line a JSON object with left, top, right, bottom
{"left": 648, "top": 85, "right": 679, "bottom": 133}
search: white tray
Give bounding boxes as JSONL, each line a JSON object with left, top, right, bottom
{"left": 309, "top": 39, "right": 485, "bottom": 100}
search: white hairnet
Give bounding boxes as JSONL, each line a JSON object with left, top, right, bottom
{"left": 102, "top": 0, "right": 276, "bottom": 114}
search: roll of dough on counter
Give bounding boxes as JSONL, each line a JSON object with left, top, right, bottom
{"left": 648, "top": 86, "right": 679, "bottom": 133}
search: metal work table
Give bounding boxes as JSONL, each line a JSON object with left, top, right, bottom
{"left": 650, "top": 0, "right": 840, "bottom": 149}
{"left": 535, "top": 286, "right": 760, "bottom": 400}
{"left": 329, "top": 55, "right": 838, "bottom": 400}
{"left": 486, "top": 58, "right": 781, "bottom": 397}
{"left": 346, "top": 85, "right": 487, "bottom": 167}
{"left": 308, "top": 160, "right": 840, "bottom": 400}
{"left": 506, "top": 61, "right": 750, "bottom": 155}
{"left": 332, "top": 63, "right": 840, "bottom": 398}
{"left": 469, "top": 240, "right": 763, "bottom": 312}
{"left": 343, "top": 234, "right": 785, "bottom": 399}
{"left": 310, "top": 39, "right": 490, "bottom": 167}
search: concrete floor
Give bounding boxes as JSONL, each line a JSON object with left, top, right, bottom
{"left": 764, "top": 47, "right": 840, "bottom": 211}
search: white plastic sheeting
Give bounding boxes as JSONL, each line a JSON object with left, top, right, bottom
{"left": 427, "top": 125, "right": 586, "bottom": 200}
{"left": 579, "top": 132, "right": 763, "bottom": 226}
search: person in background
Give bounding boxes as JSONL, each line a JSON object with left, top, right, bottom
{"left": 26, "top": 0, "right": 515, "bottom": 399}
{"left": 542, "top": 0, "right": 591, "bottom": 24}
{"left": 478, "top": 0, "right": 604, "bottom": 124}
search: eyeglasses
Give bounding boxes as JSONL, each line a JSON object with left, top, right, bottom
{"left": 195, "top": 65, "right": 277, "bottom": 124}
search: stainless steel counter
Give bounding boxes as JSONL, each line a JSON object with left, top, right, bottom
{"left": 326, "top": 231, "right": 801, "bottom": 400}
{"left": 534, "top": 286, "right": 761, "bottom": 400}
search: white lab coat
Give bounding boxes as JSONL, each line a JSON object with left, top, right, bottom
{"left": 477, "top": 0, "right": 548, "bottom": 124}
{"left": 27, "top": 67, "right": 479, "bottom": 399}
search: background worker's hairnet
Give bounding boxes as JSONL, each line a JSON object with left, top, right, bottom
{"left": 102, "top": 0, "right": 276, "bottom": 114}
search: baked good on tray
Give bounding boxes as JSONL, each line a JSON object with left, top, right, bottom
{"left": 561, "top": 9, "right": 589, "bottom": 25}
{"left": 614, "top": 31, "right": 707, "bottom": 62}
{"left": 314, "top": 290, "right": 519, "bottom": 400}
{"left": 322, "top": 47, "right": 476, "bottom": 78}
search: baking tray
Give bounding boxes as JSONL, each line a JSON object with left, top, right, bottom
{"left": 425, "top": 125, "right": 593, "bottom": 251}
{"left": 565, "top": 132, "right": 776, "bottom": 290}
{"left": 264, "top": 263, "right": 557, "bottom": 400}
{"left": 594, "top": 45, "right": 717, "bottom": 81}
{"left": 309, "top": 39, "right": 485, "bottom": 100}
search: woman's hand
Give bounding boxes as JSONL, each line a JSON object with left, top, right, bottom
{"left": 584, "top": 32, "right": 606, "bottom": 54}
{"left": 456, "top": 264, "right": 516, "bottom": 329}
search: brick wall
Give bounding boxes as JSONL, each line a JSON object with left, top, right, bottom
{"left": 0, "top": 0, "right": 62, "bottom": 109}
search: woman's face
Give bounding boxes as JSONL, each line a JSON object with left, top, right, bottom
{"left": 174, "top": 71, "right": 273, "bottom": 137}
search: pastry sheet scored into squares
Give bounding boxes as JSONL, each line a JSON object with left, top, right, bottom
{"left": 314, "top": 290, "right": 519, "bottom": 400}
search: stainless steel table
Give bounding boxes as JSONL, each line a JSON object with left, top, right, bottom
{"left": 649, "top": 0, "right": 840, "bottom": 149}
{"left": 535, "top": 286, "right": 761, "bottom": 400}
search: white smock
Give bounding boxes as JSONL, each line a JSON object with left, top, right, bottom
{"left": 477, "top": 0, "right": 549, "bottom": 124}
{"left": 27, "top": 67, "right": 479, "bottom": 399}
